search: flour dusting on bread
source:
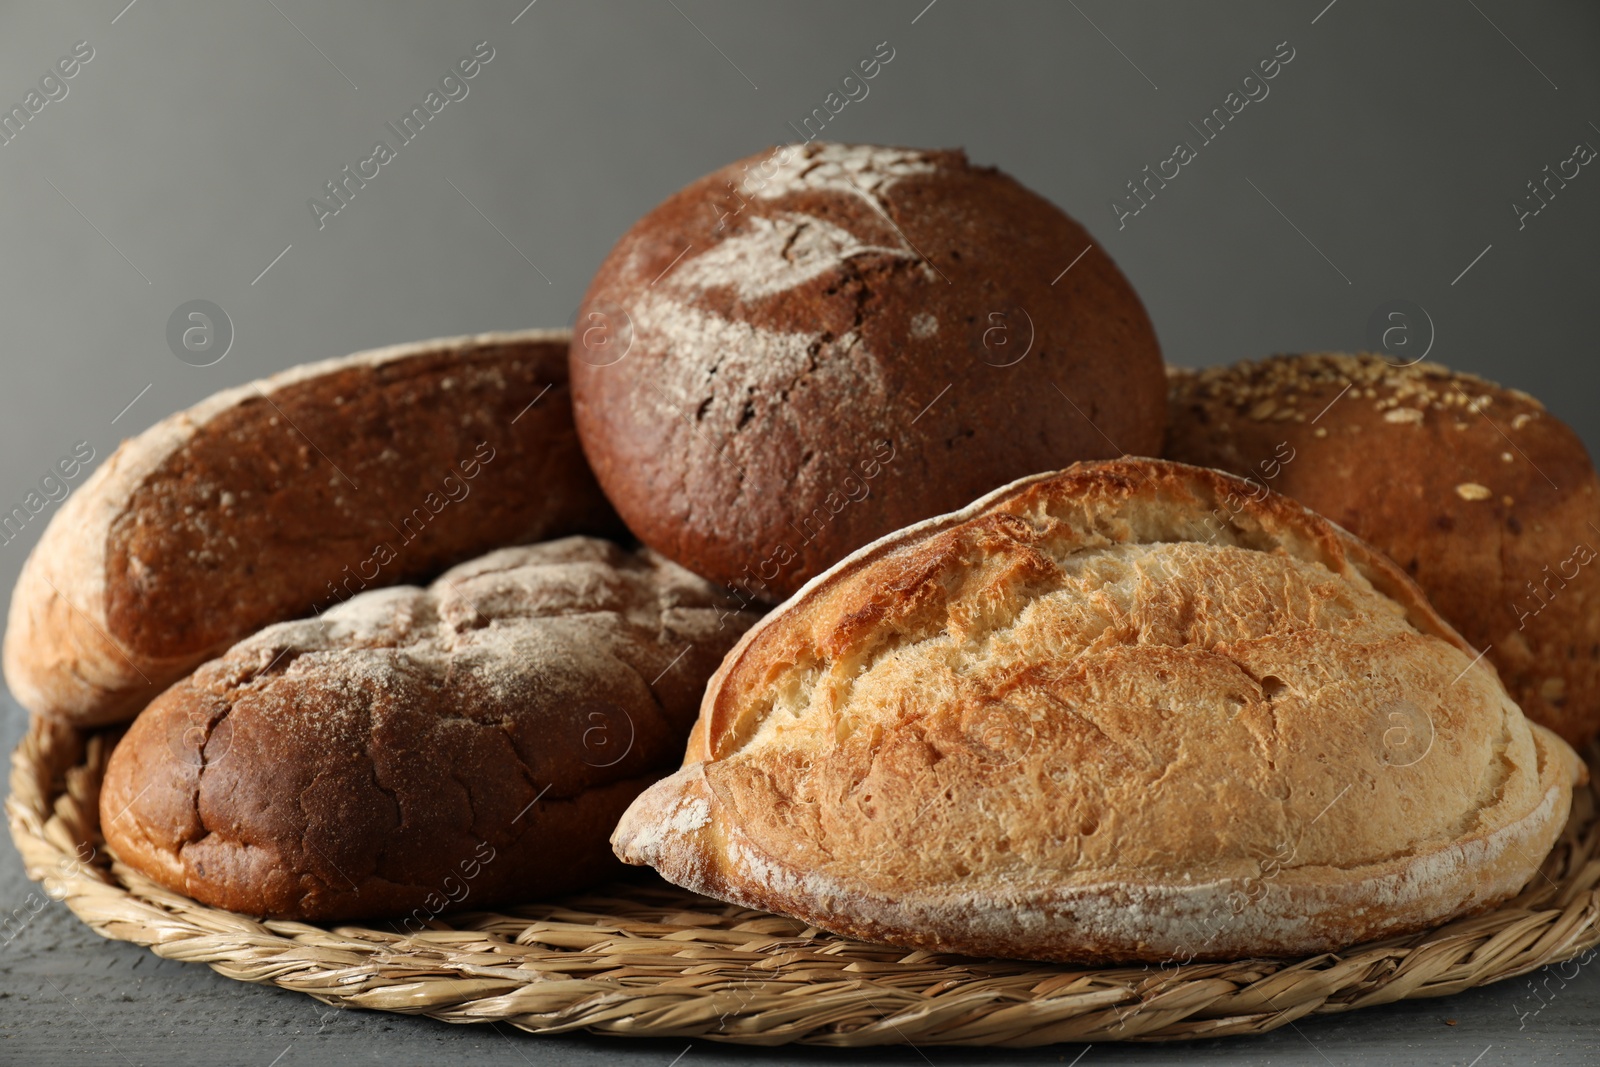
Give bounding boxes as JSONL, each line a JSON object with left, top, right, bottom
{"left": 744, "top": 142, "right": 939, "bottom": 204}
{"left": 99, "top": 536, "right": 761, "bottom": 921}
{"left": 667, "top": 212, "right": 922, "bottom": 302}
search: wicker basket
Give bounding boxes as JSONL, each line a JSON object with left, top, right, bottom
{"left": 9, "top": 713, "right": 1599, "bottom": 1046}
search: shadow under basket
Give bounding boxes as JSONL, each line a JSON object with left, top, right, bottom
{"left": 9, "top": 713, "right": 1600, "bottom": 1047}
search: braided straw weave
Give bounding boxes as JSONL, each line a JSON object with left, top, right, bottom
{"left": 9, "top": 713, "right": 1599, "bottom": 1046}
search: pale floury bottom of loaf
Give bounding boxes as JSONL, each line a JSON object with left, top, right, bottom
{"left": 613, "top": 459, "right": 1585, "bottom": 963}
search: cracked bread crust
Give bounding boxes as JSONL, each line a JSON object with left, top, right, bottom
{"left": 5, "top": 329, "right": 622, "bottom": 728}
{"left": 1165, "top": 353, "right": 1600, "bottom": 748}
{"left": 613, "top": 459, "right": 1584, "bottom": 963}
{"left": 570, "top": 142, "right": 1164, "bottom": 602}
{"left": 100, "top": 537, "right": 759, "bottom": 922}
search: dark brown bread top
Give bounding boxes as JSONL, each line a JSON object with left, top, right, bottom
{"left": 100, "top": 537, "right": 760, "bottom": 922}
{"left": 571, "top": 142, "right": 1164, "bottom": 602}
{"left": 5, "top": 330, "right": 622, "bottom": 727}
{"left": 1165, "top": 353, "right": 1600, "bottom": 747}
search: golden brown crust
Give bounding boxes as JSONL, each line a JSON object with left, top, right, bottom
{"left": 1165, "top": 353, "right": 1600, "bottom": 747}
{"left": 622, "top": 724, "right": 1577, "bottom": 964}
{"left": 5, "top": 330, "right": 622, "bottom": 727}
{"left": 615, "top": 458, "right": 1584, "bottom": 963}
{"left": 100, "top": 538, "right": 760, "bottom": 922}
{"left": 571, "top": 142, "right": 1164, "bottom": 602}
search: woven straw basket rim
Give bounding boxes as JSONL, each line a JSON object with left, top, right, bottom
{"left": 9, "top": 713, "right": 1600, "bottom": 1047}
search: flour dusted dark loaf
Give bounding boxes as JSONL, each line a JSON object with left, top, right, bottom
{"left": 5, "top": 329, "right": 621, "bottom": 728}
{"left": 571, "top": 142, "right": 1164, "bottom": 602}
{"left": 1165, "top": 354, "right": 1600, "bottom": 748}
{"left": 99, "top": 537, "right": 759, "bottom": 921}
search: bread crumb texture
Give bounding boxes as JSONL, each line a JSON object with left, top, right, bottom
{"left": 615, "top": 459, "right": 1582, "bottom": 962}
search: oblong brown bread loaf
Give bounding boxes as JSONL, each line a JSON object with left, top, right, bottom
{"left": 614, "top": 458, "right": 1584, "bottom": 963}
{"left": 100, "top": 537, "right": 759, "bottom": 922}
{"left": 5, "top": 329, "right": 621, "bottom": 728}
{"left": 1165, "top": 354, "right": 1600, "bottom": 748}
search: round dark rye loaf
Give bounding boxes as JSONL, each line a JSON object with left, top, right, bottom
{"left": 571, "top": 142, "right": 1164, "bottom": 602}
{"left": 100, "top": 537, "right": 760, "bottom": 922}
{"left": 1165, "top": 354, "right": 1600, "bottom": 747}
{"left": 5, "top": 329, "right": 621, "bottom": 728}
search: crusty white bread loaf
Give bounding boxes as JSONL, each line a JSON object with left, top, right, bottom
{"left": 614, "top": 458, "right": 1584, "bottom": 963}
{"left": 100, "top": 537, "right": 759, "bottom": 921}
{"left": 5, "top": 329, "right": 620, "bottom": 727}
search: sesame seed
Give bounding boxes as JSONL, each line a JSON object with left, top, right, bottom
{"left": 1455, "top": 482, "right": 1493, "bottom": 501}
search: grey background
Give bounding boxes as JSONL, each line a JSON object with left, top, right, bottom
{"left": 1, "top": 0, "right": 1597, "bottom": 1063}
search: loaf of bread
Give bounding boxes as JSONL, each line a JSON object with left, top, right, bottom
{"left": 5, "top": 329, "right": 621, "bottom": 728}
{"left": 100, "top": 537, "right": 759, "bottom": 922}
{"left": 614, "top": 459, "right": 1583, "bottom": 963}
{"left": 1165, "top": 354, "right": 1600, "bottom": 748}
{"left": 571, "top": 141, "right": 1165, "bottom": 603}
